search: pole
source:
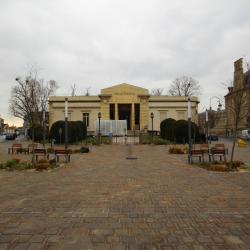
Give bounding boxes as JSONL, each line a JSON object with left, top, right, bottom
{"left": 205, "top": 109, "right": 208, "bottom": 144}
{"left": 98, "top": 117, "right": 101, "bottom": 144}
{"left": 188, "top": 98, "right": 192, "bottom": 163}
{"left": 65, "top": 98, "right": 68, "bottom": 150}
{"left": 43, "top": 110, "right": 46, "bottom": 149}
{"left": 151, "top": 117, "right": 154, "bottom": 143}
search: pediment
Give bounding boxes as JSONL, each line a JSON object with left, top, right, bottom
{"left": 101, "top": 83, "right": 149, "bottom": 95}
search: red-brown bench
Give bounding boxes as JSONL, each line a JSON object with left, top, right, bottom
{"left": 8, "top": 143, "right": 22, "bottom": 154}
{"left": 32, "top": 148, "right": 49, "bottom": 162}
{"left": 211, "top": 147, "right": 226, "bottom": 162}
{"left": 27, "top": 143, "right": 38, "bottom": 154}
{"left": 55, "top": 149, "right": 71, "bottom": 163}
{"left": 189, "top": 149, "right": 204, "bottom": 163}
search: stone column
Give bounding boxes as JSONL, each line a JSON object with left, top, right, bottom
{"left": 131, "top": 103, "right": 135, "bottom": 130}
{"left": 115, "top": 103, "right": 118, "bottom": 120}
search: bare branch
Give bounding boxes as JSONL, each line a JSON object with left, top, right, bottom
{"left": 168, "top": 76, "right": 201, "bottom": 96}
{"left": 151, "top": 88, "right": 164, "bottom": 96}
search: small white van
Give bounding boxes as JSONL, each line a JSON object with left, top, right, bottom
{"left": 241, "top": 130, "right": 250, "bottom": 139}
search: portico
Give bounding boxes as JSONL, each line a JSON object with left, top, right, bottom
{"left": 99, "top": 83, "right": 150, "bottom": 130}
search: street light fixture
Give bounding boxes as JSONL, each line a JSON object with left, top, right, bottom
{"left": 209, "top": 96, "right": 222, "bottom": 110}
{"left": 188, "top": 97, "right": 192, "bottom": 163}
{"left": 205, "top": 109, "right": 208, "bottom": 143}
{"left": 150, "top": 112, "right": 154, "bottom": 143}
{"left": 208, "top": 96, "right": 223, "bottom": 143}
{"left": 98, "top": 112, "right": 101, "bottom": 144}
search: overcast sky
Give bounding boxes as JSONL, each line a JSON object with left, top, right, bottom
{"left": 0, "top": 0, "right": 250, "bottom": 125}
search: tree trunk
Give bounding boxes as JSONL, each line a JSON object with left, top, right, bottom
{"left": 229, "top": 129, "right": 237, "bottom": 170}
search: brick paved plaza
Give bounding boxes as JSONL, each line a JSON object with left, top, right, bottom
{"left": 0, "top": 142, "right": 250, "bottom": 249}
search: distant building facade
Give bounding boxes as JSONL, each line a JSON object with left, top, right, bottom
{"left": 49, "top": 83, "right": 199, "bottom": 134}
{"left": 0, "top": 117, "right": 4, "bottom": 133}
{"left": 225, "top": 58, "right": 250, "bottom": 133}
{"left": 198, "top": 109, "right": 227, "bottom": 136}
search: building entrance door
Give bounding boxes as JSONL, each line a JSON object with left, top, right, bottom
{"left": 118, "top": 104, "right": 131, "bottom": 130}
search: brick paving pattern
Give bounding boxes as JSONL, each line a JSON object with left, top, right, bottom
{"left": 0, "top": 143, "right": 250, "bottom": 249}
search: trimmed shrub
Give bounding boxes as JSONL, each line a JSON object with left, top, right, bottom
{"left": 160, "top": 118, "right": 176, "bottom": 141}
{"left": 160, "top": 119, "right": 200, "bottom": 143}
{"left": 49, "top": 120, "right": 87, "bottom": 144}
{"left": 175, "top": 120, "right": 200, "bottom": 143}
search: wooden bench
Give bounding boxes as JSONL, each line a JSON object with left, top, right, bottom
{"left": 55, "top": 149, "right": 71, "bottom": 163}
{"left": 8, "top": 143, "right": 22, "bottom": 154}
{"left": 200, "top": 144, "right": 212, "bottom": 161}
{"left": 27, "top": 143, "right": 38, "bottom": 154}
{"left": 211, "top": 147, "right": 226, "bottom": 162}
{"left": 32, "top": 149, "right": 49, "bottom": 162}
{"left": 215, "top": 143, "right": 228, "bottom": 154}
{"left": 189, "top": 149, "right": 204, "bottom": 163}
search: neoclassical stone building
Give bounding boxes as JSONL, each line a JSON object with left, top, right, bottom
{"left": 49, "top": 83, "right": 199, "bottom": 134}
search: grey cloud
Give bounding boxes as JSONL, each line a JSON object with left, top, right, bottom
{"left": 0, "top": 0, "right": 250, "bottom": 124}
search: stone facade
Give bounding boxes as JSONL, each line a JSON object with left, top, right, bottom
{"left": 198, "top": 109, "right": 227, "bottom": 136}
{"left": 49, "top": 83, "right": 199, "bottom": 133}
{"left": 0, "top": 117, "right": 4, "bottom": 133}
{"left": 225, "top": 58, "right": 250, "bottom": 133}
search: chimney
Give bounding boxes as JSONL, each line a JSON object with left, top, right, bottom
{"left": 233, "top": 58, "right": 244, "bottom": 89}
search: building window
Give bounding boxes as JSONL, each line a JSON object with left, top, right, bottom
{"left": 83, "top": 113, "right": 89, "bottom": 127}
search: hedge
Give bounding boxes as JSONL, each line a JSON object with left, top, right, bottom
{"left": 160, "top": 119, "right": 200, "bottom": 143}
{"left": 49, "top": 120, "right": 87, "bottom": 144}
{"left": 160, "top": 118, "right": 176, "bottom": 141}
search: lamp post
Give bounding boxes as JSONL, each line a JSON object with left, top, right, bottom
{"left": 43, "top": 110, "right": 46, "bottom": 149}
{"left": 208, "top": 96, "right": 222, "bottom": 143}
{"left": 65, "top": 98, "right": 68, "bottom": 150}
{"left": 150, "top": 112, "right": 154, "bottom": 144}
{"left": 98, "top": 112, "right": 101, "bottom": 144}
{"left": 209, "top": 96, "right": 222, "bottom": 110}
{"left": 205, "top": 109, "right": 208, "bottom": 143}
{"left": 188, "top": 97, "right": 192, "bottom": 163}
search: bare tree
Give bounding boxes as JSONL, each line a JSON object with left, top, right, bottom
{"left": 9, "top": 71, "right": 58, "bottom": 141}
{"left": 168, "top": 76, "right": 201, "bottom": 96}
{"left": 38, "top": 79, "right": 58, "bottom": 124}
{"left": 71, "top": 84, "right": 77, "bottom": 96}
{"left": 151, "top": 88, "right": 164, "bottom": 96}
{"left": 227, "top": 87, "right": 249, "bottom": 169}
{"left": 84, "top": 87, "right": 91, "bottom": 96}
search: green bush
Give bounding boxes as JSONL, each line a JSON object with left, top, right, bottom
{"left": 49, "top": 120, "right": 87, "bottom": 144}
{"left": 140, "top": 134, "right": 152, "bottom": 144}
{"left": 160, "top": 119, "right": 200, "bottom": 143}
{"left": 175, "top": 120, "right": 200, "bottom": 143}
{"left": 6, "top": 159, "right": 18, "bottom": 168}
{"left": 160, "top": 118, "right": 176, "bottom": 141}
{"left": 153, "top": 137, "right": 170, "bottom": 145}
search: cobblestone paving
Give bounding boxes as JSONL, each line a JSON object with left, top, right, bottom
{"left": 0, "top": 144, "right": 250, "bottom": 249}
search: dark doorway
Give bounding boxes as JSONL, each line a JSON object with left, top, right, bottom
{"left": 134, "top": 103, "right": 140, "bottom": 130}
{"left": 118, "top": 104, "right": 131, "bottom": 130}
{"left": 109, "top": 104, "right": 115, "bottom": 120}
